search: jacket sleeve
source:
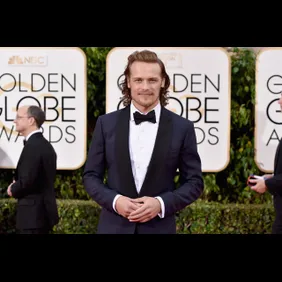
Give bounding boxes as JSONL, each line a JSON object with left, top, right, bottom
{"left": 159, "top": 121, "right": 204, "bottom": 217}
{"left": 265, "top": 142, "right": 282, "bottom": 196}
{"left": 11, "top": 147, "right": 41, "bottom": 199}
{"left": 83, "top": 117, "right": 118, "bottom": 212}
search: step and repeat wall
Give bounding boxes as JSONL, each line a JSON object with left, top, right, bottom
{"left": 0, "top": 47, "right": 87, "bottom": 170}
{"left": 106, "top": 47, "right": 231, "bottom": 173}
{"left": 255, "top": 48, "right": 282, "bottom": 172}
{"left": 0, "top": 47, "right": 281, "bottom": 173}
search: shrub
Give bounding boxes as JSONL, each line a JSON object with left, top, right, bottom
{"left": 0, "top": 199, "right": 274, "bottom": 234}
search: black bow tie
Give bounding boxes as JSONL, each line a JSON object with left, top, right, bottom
{"left": 133, "top": 110, "right": 156, "bottom": 125}
{"left": 23, "top": 140, "right": 26, "bottom": 146}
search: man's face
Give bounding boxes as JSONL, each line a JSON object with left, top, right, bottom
{"left": 14, "top": 106, "right": 31, "bottom": 134}
{"left": 127, "top": 61, "right": 164, "bottom": 112}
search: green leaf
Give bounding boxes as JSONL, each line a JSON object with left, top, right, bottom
{"left": 233, "top": 67, "right": 239, "bottom": 73}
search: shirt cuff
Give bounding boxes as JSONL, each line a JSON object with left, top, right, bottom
{"left": 155, "top": 196, "right": 165, "bottom": 218}
{"left": 113, "top": 194, "right": 122, "bottom": 213}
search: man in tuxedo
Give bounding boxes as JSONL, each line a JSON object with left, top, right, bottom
{"left": 83, "top": 49, "right": 204, "bottom": 234}
{"left": 249, "top": 96, "right": 282, "bottom": 234}
{"left": 7, "top": 105, "right": 59, "bottom": 234}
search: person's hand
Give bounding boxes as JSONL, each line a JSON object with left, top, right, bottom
{"left": 7, "top": 181, "right": 15, "bottom": 197}
{"left": 249, "top": 178, "right": 267, "bottom": 194}
{"left": 128, "top": 196, "right": 161, "bottom": 223}
{"left": 115, "top": 196, "right": 143, "bottom": 219}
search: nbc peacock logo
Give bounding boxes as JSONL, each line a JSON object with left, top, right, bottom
{"left": 8, "top": 55, "right": 47, "bottom": 66}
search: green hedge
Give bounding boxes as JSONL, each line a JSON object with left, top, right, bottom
{"left": 0, "top": 199, "right": 274, "bottom": 234}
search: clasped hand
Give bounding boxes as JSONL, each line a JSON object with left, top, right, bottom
{"left": 115, "top": 196, "right": 161, "bottom": 223}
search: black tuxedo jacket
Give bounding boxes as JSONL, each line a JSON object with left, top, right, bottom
{"left": 83, "top": 105, "right": 204, "bottom": 234}
{"left": 265, "top": 139, "right": 282, "bottom": 234}
{"left": 11, "top": 132, "right": 59, "bottom": 230}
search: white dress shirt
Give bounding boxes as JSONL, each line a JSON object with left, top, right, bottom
{"left": 112, "top": 102, "right": 165, "bottom": 218}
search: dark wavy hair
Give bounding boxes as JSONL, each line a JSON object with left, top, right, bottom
{"left": 118, "top": 50, "right": 170, "bottom": 107}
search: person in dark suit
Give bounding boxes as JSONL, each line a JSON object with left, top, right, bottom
{"left": 249, "top": 96, "right": 282, "bottom": 234}
{"left": 83, "top": 49, "right": 204, "bottom": 234}
{"left": 7, "top": 105, "right": 59, "bottom": 234}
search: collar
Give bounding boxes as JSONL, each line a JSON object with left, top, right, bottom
{"left": 24, "top": 129, "right": 42, "bottom": 141}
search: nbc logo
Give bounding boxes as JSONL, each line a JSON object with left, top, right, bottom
{"left": 8, "top": 55, "right": 47, "bottom": 66}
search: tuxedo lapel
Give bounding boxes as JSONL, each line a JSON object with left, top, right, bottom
{"left": 115, "top": 106, "right": 138, "bottom": 198}
{"left": 139, "top": 107, "right": 172, "bottom": 197}
{"left": 15, "top": 133, "right": 42, "bottom": 180}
